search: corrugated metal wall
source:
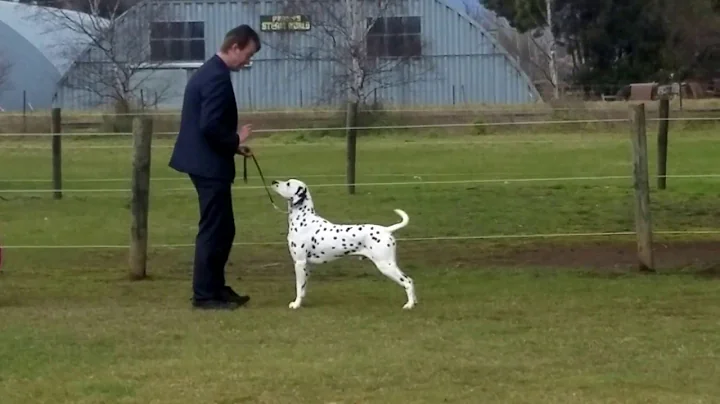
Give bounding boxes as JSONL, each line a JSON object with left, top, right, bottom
{"left": 57, "top": 0, "right": 540, "bottom": 110}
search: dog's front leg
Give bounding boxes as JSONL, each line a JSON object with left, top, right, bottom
{"left": 289, "top": 260, "right": 308, "bottom": 309}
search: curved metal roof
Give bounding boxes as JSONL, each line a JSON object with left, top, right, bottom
{"left": 0, "top": 1, "right": 97, "bottom": 77}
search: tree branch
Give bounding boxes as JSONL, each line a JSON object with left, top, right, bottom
{"left": 29, "top": 0, "right": 174, "bottom": 110}
{"left": 265, "top": 0, "right": 435, "bottom": 107}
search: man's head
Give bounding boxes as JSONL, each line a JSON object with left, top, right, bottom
{"left": 218, "top": 25, "right": 260, "bottom": 71}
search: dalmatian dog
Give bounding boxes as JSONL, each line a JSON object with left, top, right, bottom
{"left": 270, "top": 179, "right": 417, "bottom": 310}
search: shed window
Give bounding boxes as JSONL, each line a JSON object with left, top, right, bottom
{"left": 150, "top": 21, "right": 205, "bottom": 62}
{"left": 366, "top": 16, "right": 422, "bottom": 58}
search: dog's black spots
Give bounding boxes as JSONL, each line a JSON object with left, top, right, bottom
{"left": 291, "top": 242, "right": 296, "bottom": 247}
{"left": 332, "top": 246, "right": 336, "bottom": 249}
{"left": 335, "top": 229, "right": 341, "bottom": 233}
{"left": 321, "top": 237, "right": 324, "bottom": 241}
{"left": 333, "top": 236, "right": 337, "bottom": 240}
{"left": 387, "top": 244, "right": 391, "bottom": 247}
{"left": 399, "top": 277, "right": 405, "bottom": 282}
{"left": 345, "top": 228, "right": 351, "bottom": 232}
{"left": 301, "top": 244, "right": 305, "bottom": 249}
{"left": 315, "top": 229, "right": 320, "bottom": 234}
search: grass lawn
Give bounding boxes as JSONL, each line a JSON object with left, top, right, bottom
{"left": 1, "top": 126, "right": 720, "bottom": 403}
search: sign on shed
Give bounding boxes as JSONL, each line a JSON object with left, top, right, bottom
{"left": 260, "top": 15, "right": 311, "bottom": 32}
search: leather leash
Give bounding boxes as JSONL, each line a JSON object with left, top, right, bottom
{"left": 243, "top": 154, "right": 287, "bottom": 213}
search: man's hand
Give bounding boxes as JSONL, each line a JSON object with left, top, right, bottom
{"left": 239, "top": 124, "right": 252, "bottom": 143}
{"left": 237, "top": 145, "right": 253, "bottom": 157}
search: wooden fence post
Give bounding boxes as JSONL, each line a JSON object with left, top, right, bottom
{"left": 657, "top": 97, "right": 670, "bottom": 190}
{"left": 129, "top": 116, "right": 153, "bottom": 280}
{"left": 22, "top": 90, "right": 27, "bottom": 133}
{"left": 51, "top": 108, "right": 62, "bottom": 200}
{"left": 629, "top": 103, "right": 655, "bottom": 272}
{"left": 345, "top": 100, "right": 359, "bottom": 195}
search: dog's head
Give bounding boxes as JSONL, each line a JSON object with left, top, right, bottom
{"left": 271, "top": 179, "right": 312, "bottom": 210}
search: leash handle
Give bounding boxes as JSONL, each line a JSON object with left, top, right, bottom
{"left": 243, "top": 155, "right": 248, "bottom": 184}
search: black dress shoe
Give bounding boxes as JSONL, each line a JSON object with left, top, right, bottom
{"left": 220, "top": 286, "right": 251, "bottom": 306}
{"left": 191, "top": 299, "right": 240, "bottom": 311}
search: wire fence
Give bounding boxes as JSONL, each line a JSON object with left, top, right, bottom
{"left": 2, "top": 174, "right": 720, "bottom": 194}
{"left": 2, "top": 106, "right": 720, "bottom": 272}
{"left": 0, "top": 96, "right": 719, "bottom": 117}
{"left": 2, "top": 116, "right": 720, "bottom": 139}
{"left": 3, "top": 230, "right": 720, "bottom": 250}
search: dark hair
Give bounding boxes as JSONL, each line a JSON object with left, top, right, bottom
{"left": 220, "top": 24, "right": 261, "bottom": 53}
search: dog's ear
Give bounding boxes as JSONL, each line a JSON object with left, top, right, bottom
{"left": 291, "top": 186, "right": 307, "bottom": 206}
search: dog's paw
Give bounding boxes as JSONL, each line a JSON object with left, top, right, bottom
{"left": 402, "top": 302, "right": 415, "bottom": 310}
{"left": 288, "top": 301, "right": 301, "bottom": 309}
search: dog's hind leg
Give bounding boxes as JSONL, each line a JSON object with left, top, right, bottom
{"left": 289, "top": 260, "right": 309, "bottom": 309}
{"left": 372, "top": 260, "right": 417, "bottom": 310}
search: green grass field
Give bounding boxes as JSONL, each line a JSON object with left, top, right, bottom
{"left": 2, "top": 125, "right": 720, "bottom": 403}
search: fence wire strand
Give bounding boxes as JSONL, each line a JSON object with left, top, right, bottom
{"left": 2, "top": 230, "right": 719, "bottom": 249}
{"left": 2, "top": 174, "right": 720, "bottom": 194}
{"left": 0, "top": 104, "right": 718, "bottom": 117}
{"left": 0, "top": 118, "right": 639, "bottom": 137}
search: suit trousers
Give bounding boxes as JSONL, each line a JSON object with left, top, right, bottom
{"left": 190, "top": 175, "right": 236, "bottom": 301}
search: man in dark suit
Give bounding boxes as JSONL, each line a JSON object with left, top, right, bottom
{"left": 169, "top": 25, "right": 261, "bottom": 310}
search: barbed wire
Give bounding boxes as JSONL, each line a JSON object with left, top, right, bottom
{"left": 2, "top": 174, "right": 720, "bottom": 194}
{"left": 2, "top": 230, "right": 719, "bottom": 249}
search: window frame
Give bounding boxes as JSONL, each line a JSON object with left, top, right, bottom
{"left": 366, "top": 16, "right": 422, "bottom": 59}
{"left": 149, "top": 21, "right": 206, "bottom": 63}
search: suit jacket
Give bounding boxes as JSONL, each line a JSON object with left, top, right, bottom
{"left": 169, "top": 55, "right": 240, "bottom": 182}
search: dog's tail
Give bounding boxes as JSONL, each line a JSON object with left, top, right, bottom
{"left": 386, "top": 209, "right": 409, "bottom": 233}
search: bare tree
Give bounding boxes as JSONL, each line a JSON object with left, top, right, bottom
{"left": 268, "top": 0, "right": 434, "bottom": 193}
{"left": 0, "top": 52, "right": 11, "bottom": 96}
{"left": 32, "top": 0, "right": 173, "bottom": 112}
{"left": 269, "top": 0, "right": 435, "bottom": 105}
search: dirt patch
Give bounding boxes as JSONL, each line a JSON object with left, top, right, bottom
{"left": 7, "top": 239, "right": 719, "bottom": 276}
{"left": 411, "top": 239, "right": 720, "bottom": 272}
